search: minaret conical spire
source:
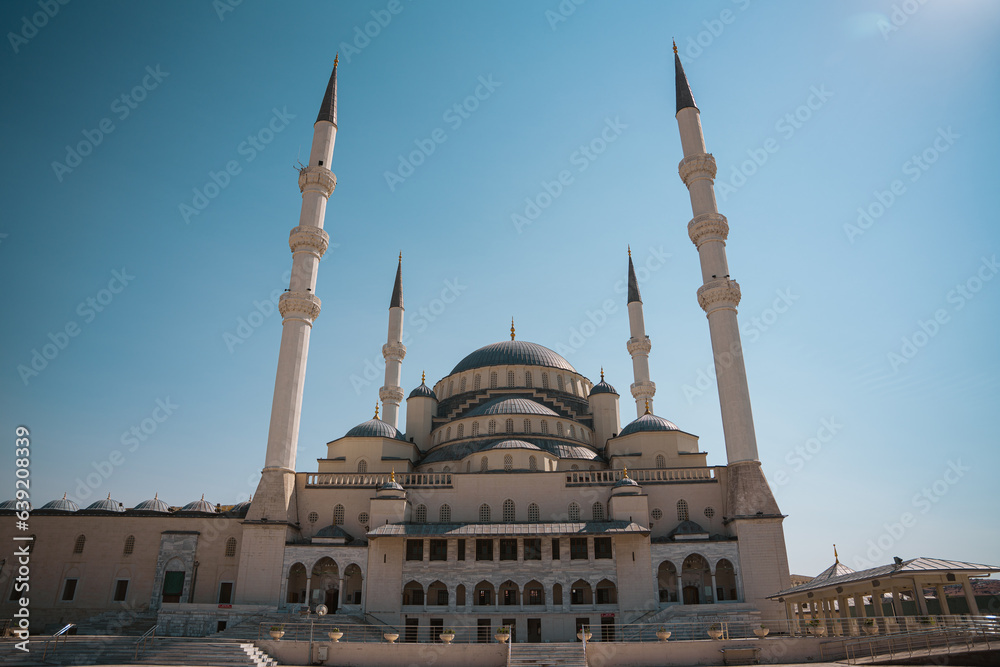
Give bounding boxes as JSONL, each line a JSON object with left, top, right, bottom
{"left": 626, "top": 246, "right": 655, "bottom": 417}
{"left": 627, "top": 245, "right": 642, "bottom": 304}
{"left": 316, "top": 55, "right": 338, "bottom": 126}
{"left": 381, "top": 253, "right": 407, "bottom": 429}
{"left": 390, "top": 252, "right": 403, "bottom": 309}
{"left": 673, "top": 41, "right": 697, "bottom": 114}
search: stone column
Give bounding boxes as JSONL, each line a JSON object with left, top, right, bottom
{"left": 304, "top": 576, "right": 312, "bottom": 608}
{"left": 935, "top": 584, "right": 951, "bottom": 615}
{"left": 891, "top": 587, "right": 903, "bottom": 616}
{"left": 710, "top": 573, "right": 718, "bottom": 603}
{"left": 961, "top": 577, "right": 979, "bottom": 615}
{"left": 913, "top": 580, "right": 929, "bottom": 615}
{"left": 676, "top": 577, "right": 684, "bottom": 605}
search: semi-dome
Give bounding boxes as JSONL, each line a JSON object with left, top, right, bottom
{"left": 133, "top": 494, "right": 171, "bottom": 513}
{"left": 180, "top": 495, "right": 216, "bottom": 514}
{"left": 484, "top": 439, "right": 542, "bottom": 451}
{"left": 619, "top": 412, "right": 679, "bottom": 437}
{"left": 41, "top": 494, "right": 79, "bottom": 512}
{"left": 450, "top": 340, "right": 576, "bottom": 375}
{"left": 465, "top": 396, "right": 558, "bottom": 418}
{"left": 345, "top": 417, "right": 407, "bottom": 441}
{"left": 85, "top": 494, "right": 125, "bottom": 512}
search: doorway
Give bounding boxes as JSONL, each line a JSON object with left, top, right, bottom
{"left": 683, "top": 585, "right": 700, "bottom": 605}
{"left": 528, "top": 618, "right": 541, "bottom": 643}
{"left": 502, "top": 618, "right": 516, "bottom": 644}
{"left": 325, "top": 588, "right": 339, "bottom": 612}
{"left": 601, "top": 616, "right": 616, "bottom": 642}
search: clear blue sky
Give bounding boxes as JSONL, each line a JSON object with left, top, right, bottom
{"left": 2, "top": 0, "right": 998, "bottom": 578}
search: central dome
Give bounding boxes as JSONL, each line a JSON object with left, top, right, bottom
{"left": 450, "top": 341, "right": 576, "bottom": 375}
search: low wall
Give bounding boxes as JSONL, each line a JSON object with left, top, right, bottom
{"left": 157, "top": 603, "right": 273, "bottom": 637}
{"left": 586, "top": 637, "right": 826, "bottom": 666}
{"left": 258, "top": 640, "right": 508, "bottom": 667}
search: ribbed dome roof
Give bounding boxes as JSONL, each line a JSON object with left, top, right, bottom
{"left": 180, "top": 496, "right": 216, "bottom": 513}
{"left": 0, "top": 499, "right": 23, "bottom": 510}
{"left": 450, "top": 341, "right": 576, "bottom": 375}
{"left": 619, "top": 413, "right": 679, "bottom": 436}
{"left": 614, "top": 474, "right": 639, "bottom": 488}
{"left": 408, "top": 382, "right": 437, "bottom": 400}
{"left": 590, "top": 380, "right": 617, "bottom": 396}
{"left": 227, "top": 500, "right": 251, "bottom": 517}
{"left": 133, "top": 495, "right": 171, "bottom": 513}
{"left": 41, "top": 495, "right": 79, "bottom": 512}
{"left": 345, "top": 418, "right": 407, "bottom": 441}
{"left": 465, "top": 396, "right": 558, "bottom": 418}
{"left": 86, "top": 495, "right": 125, "bottom": 512}
{"left": 485, "top": 439, "right": 542, "bottom": 451}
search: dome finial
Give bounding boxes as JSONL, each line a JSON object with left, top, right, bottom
{"left": 600, "top": 367, "right": 605, "bottom": 381}
{"left": 421, "top": 370, "right": 426, "bottom": 384}
{"left": 390, "top": 468, "right": 396, "bottom": 483}
{"left": 510, "top": 317, "right": 516, "bottom": 341}
{"left": 334, "top": 52, "right": 339, "bottom": 68}
{"left": 63, "top": 492, "right": 67, "bottom": 499}
{"left": 107, "top": 492, "right": 111, "bottom": 500}
{"left": 834, "top": 544, "right": 839, "bottom": 563}
{"left": 200, "top": 493, "right": 205, "bottom": 501}
{"left": 374, "top": 402, "right": 380, "bottom": 419}
{"left": 627, "top": 244, "right": 631, "bottom": 258}
{"left": 672, "top": 39, "right": 677, "bottom": 55}
{"left": 644, "top": 399, "right": 650, "bottom": 415}
{"left": 623, "top": 466, "right": 630, "bottom": 479}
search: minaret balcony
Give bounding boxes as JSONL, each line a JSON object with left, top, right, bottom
{"left": 626, "top": 336, "right": 651, "bottom": 356}
{"left": 288, "top": 225, "right": 331, "bottom": 258}
{"left": 379, "top": 386, "right": 405, "bottom": 404}
{"left": 688, "top": 213, "right": 729, "bottom": 248}
{"left": 278, "top": 291, "right": 322, "bottom": 323}
{"left": 298, "top": 166, "right": 337, "bottom": 197}
{"left": 382, "top": 341, "right": 407, "bottom": 363}
{"left": 697, "top": 279, "right": 742, "bottom": 314}
{"left": 678, "top": 153, "right": 717, "bottom": 187}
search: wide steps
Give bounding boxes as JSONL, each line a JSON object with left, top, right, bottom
{"left": 508, "top": 643, "right": 587, "bottom": 667}
{"left": 0, "top": 637, "right": 276, "bottom": 666}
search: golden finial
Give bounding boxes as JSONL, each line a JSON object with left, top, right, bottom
{"left": 107, "top": 492, "right": 111, "bottom": 500}
{"left": 510, "top": 317, "right": 516, "bottom": 341}
{"left": 334, "top": 53, "right": 339, "bottom": 68}
{"left": 672, "top": 40, "right": 678, "bottom": 56}
{"left": 398, "top": 250, "right": 402, "bottom": 262}
{"left": 200, "top": 493, "right": 205, "bottom": 501}
{"left": 834, "top": 544, "right": 839, "bottom": 563}
{"left": 421, "top": 370, "right": 426, "bottom": 384}
{"left": 62, "top": 492, "right": 67, "bottom": 499}
{"left": 628, "top": 244, "right": 631, "bottom": 258}
{"left": 390, "top": 468, "right": 396, "bottom": 483}
{"left": 644, "top": 399, "right": 650, "bottom": 415}
{"left": 623, "top": 466, "right": 630, "bottom": 479}
{"left": 600, "top": 367, "right": 605, "bottom": 381}
{"left": 374, "top": 402, "right": 380, "bottom": 419}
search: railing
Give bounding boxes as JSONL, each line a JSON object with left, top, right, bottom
{"left": 821, "top": 615, "right": 1000, "bottom": 664}
{"left": 41, "top": 623, "right": 75, "bottom": 659}
{"left": 566, "top": 467, "right": 715, "bottom": 485}
{"left": 134, "top": 625, "right": 157, "bottom": 659}
{"left": 306, "top": 473, "right": 453, "bottom": 487}
{"left": 259, "top": 622, "right": 518, "bottom": 644}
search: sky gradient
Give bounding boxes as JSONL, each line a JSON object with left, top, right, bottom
{"left": 2, "top": 0, "right": 999, "bottom": 579}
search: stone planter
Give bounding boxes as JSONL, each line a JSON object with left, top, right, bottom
{"left": 327, "top": 631, "right": 343, "bottom": 642}
{"left": 268, "top": 630, "right": 284, "bottom": 640}
{"left": 577, "top": 631, "right": 592, "bottom": 641}
{"left": 707, "top": 628, "right": 723, "bottom": 640}
{"left": 383, "top": 632, "right": 399, "bottom": 643}
{"left": 440, "top": 633, "right": 455, "bottom": 644}
{"left": 495, "top": 633, "right": 510, "bottom": 643}
{"left": 656, "top": 630, "right": 671, "bottom": 641}
{"left": 753, "top": 628, "right": 769, "bottom": 638}
{"left": 863, "top": 624, "right": 878, "bottom": 636}
{"left": 810, "top": 625, "right": 827, "bottom": 637}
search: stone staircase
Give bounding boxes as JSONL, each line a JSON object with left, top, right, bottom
{"left": 0, "top": 636, "right": 277, "bottom": 666}
{"left": 212, "top": 609, "right": 368, "bottom": 640}
{"left": 508, "top": 643, "right": 587, "bottom": 667}
{"left": 74, "top": 608, "right": 158, "bottom": 636}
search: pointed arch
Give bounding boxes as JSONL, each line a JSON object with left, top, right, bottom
{"left": 457, "top": 423, "right": 464, "bottom": 439}
{"left": 677, "top": 499, "right": 689, "bottom": 521}
{"left": 592, "top": 502, "right": 605, "bottom": 521}
{"left": 460, "top": 376, "right": 467, "bottom": 393}
{"left": 333, "top": 504, "right": 345, "bottom": 525}
{"left": 655, "top": 454, "right": 666, "bottom": 469}
{"left": 414, "top": 504, "right": 427, "bottom": 523}
{"left": 224, "top": 536, "right": 237, "bottom": 557}
{"left": 357, "top": 459, "right": 368, "bottom": 473}
{"left": 528, "top": 502, "right": 540, "bottom": 522}
{"left": 503, "top": 454, "right": 513, "bottom": 471}
{"left": 73, "top": 534, "right": 86, "bottom": 554}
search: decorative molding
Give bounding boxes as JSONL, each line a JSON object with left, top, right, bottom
{"left": 697, "top": 279, "right": 741, "bottom": 313}
{"left": 688, "top": 213, "right": 729, "bottom": 248}
{"left": 630, "top": 380, "right": 656, "bottom": 400}
{"left": 379, "top": 386, "right": 405, "bottom": 404}
{"left": 382, "top": 342, "right": 407, "bottom": 363}
{"left": 288, "top": 226, "right": 330, "bottom": 258}
{"left": 278, "top": 291, "right": 322, "bottom": 323}
{"left": 678, "top": 153, "right": 717, "bottom": 187}
{"left": 297, "top": 166, "right": 337, "bottom": 197}
{"left": 627, "top": 336, "right": 652, "bottom": 357}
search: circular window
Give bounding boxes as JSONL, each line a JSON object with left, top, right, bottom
{"left": 704, "top": 507, "right": 715, "bottom": 518}
{"left": 651, "top": 508, "right": 663, "bottom": 521}
{"left": 358, "top": 512, "right": 370, "bottom": 525}
{"left": 308, "top": 511, "right": 319, "bottom": 524}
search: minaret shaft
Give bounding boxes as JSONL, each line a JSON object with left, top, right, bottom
{"left": 380, "top": 259, "right": 406, "bottom": 429}
{"left": 626, "top": 255, "right": 655, "bottom": 418}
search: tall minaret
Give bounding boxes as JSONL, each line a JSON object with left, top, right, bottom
{"left": 237, "top": 61, "right": 338, "bottom": 604}
{"left": 380, "top": 254, "right": 406, "bottom": 429}
{"left": 626, "top": 247, "right": 655, "bottom": 418}
{"left": 673, "top": 43, "right": 788, "bottom": 614}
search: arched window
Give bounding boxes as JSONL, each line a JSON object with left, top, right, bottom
{"left": 505, "top": 418, "right": 514, "bottom": 433}
{"left": 490, "top": 372, "right": 498, "bottom": 388}
{"left": 540, "top": 420, "right": 548, "bottom": 434}
{"left": 358, "top": 459, "right": 368, "bottom": 473}
{"left": 504, "top": 454, "right": 513, "bottom": 471}
{"left": 557, "top": 375, "right": 564, "bottom": 391}
{"left": 73, "top": 534, "right": 86, "bottom": 554}
{"left": 528, "top": 455, "right": 538, "bottom": 471}
{"left": 502, "top": 499, "right": 515, "bottom": 522}
{"left": 556, "top": 422, "right": 564, "bottom": 437}
{"left": 655, "top": 454, "right": 666, "bottom": 469}
{"left": 466, "top": 461, "right": 471, "bottom": 473}
{"left": 479, "top": 504, "right": 491, "bottom": 522}
{"left": 448, "top": 380, "right": 454, "bottom": 397}
{"left": 472, "top": 421, "right": 480, "bottom": 436}
{"left": 569, "top": 424, "right": 576, "bottom": 439}
{"left": 677, "top": 499, "right": 689, "bottom": 521}
{"left": 225, "top": 537, "right": 237, "bottom": 557}
{"left": 439, "top": 504, "right": 452, "bottom": 522}
{"left": 528, "top": 502, "right": 540, "bottom": 522}
{"left": 523, "top": 418, "right": 530, "bottom": 432}
{"left": 507, "top": 370, "right": 515, "bottom": 387}
{"left": 456, "top": 584, "right": 466, "bottom": 606}
{"left": 427, "top": 467, "right": 433, "bottom": 473}
{"left": 592, "top": 502, "right": 605, "bottom": 521}
{"left": 460, "top": 377, "right": 467, "bottom": 393}
{"left": 446, "top": 426, "right": 452, "bottom": 440}
{"left": 123, "top": 535, "right": 135, "bottom": 556}
{"left": 525, "top": 371, "right": 532, "bottom": 387}
{"left": 474, "top": 374, "right": 481, "bottom": 390}
{"left": 571, "top": 464, "right": 579, "bottom": 470}
{"left": 443, "top": 466, "right": 451, "bottom": 473}
{"left": 457, "top": 423, "right": 464, "bottom": 438}
{"left": 541, "top": 372, "right": 549, "bottom": 389}
{"left": 334, "top": 504, "right": 345, "bottom": 525}
{"left": 415, "top": 504, "right": 427, "bottom": 523}
{"left": 480, "top": 457, "right": 489, "bottom": 471}
{"left": 568, "top": 502, "right": 580, "bottom": 522}
{"left": 488, "top": 419, "right": 496, "bottom": 435}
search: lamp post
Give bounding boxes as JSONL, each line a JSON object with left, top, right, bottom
{"left": 309, "top": 603, "right": 327, "bottom": 664}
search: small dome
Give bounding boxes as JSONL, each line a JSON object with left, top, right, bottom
{"left": 85, "top": 494, "right": 125, "bottom": 512}
{"left": 668, "top": 520, "right": 708, "bottom": 537}
{"left": 465, "top": 396, "right": 558, "bottom": 418}
{"left": 41, "top": 495, "right": 79, "bottom": 512}
{"left": 227, "top": 500, "right": 251, "bottom": 517}
{"left": 450, "top": 340, "right": 576, "bottom": 375}
{"left": 614, "top": 475, "right": 639, "bottom": 488}
{"left": 589, "top": 380, "right": 618, "bottom": 396}
{"left": 345, "top": 418, "right": 407, "bottom": 441}
{"left": 180, "top": 495, "right": 217, "bottom": 514}
{"left": 485, "top": 439, "right": 542, "bottom": 451}
{"left": 133, "top": 494, "right": 171, "bottom": 513}
{"left": 408, "top": 382, "right": 437, "bottom": 400}
{"left": 314, "top": 524, "right": 353, "bottom": 540}
{"left": 619, "top": 412, "right": 679, "bottom": 437}
{"left": 0, "top": 499, "right": 24, "bottom": 510}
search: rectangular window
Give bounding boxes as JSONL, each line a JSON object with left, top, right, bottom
{"left": 528, "top": 588, "right": 543, "bottom": 605}
{"left": 61, "top": 578, "right": 78, "bottom": 601}
{"left": 499, "top": 539, "right": 518, "bottom": 561}
{"left": 405, "top": 539, "right": 424, "bottom": 561}
{"left": 113, "top": 579, "right": 129, "bottom": 602}
{"left": 429, "top": 539, "right": 448, "bottom": 561}
{"left": 570, "top": 537, "right": 588, "bottom": 560}
{"left": 457, "top": 539, "right": 465, "bottom": 561}
{"left": 594, "top": 537, "right": 612, "bottom": 559}
{"left": 523, "top": 538, "right": 541, "bottom": 560}
{"left": 551, "top": 538, "right": 560, "bottom": 560}
{"left": 430, "top": 618, "right": 443, "bottom": 643}
{"left": 476, "top": 539, "right": 493, "bottom": 561}
{"left": 218, "top": 582, "right": 233, "bottom": 604}
{"left": 596, "top": 587, "right": 615, "bottom": 604}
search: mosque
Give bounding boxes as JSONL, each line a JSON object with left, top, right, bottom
{"left": 2, "top": 48, "right": 797, "bottom": 643}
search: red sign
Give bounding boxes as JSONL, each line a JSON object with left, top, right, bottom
{"left": 601, "top": 613, "right": 614, "bottom": 618}
{"left": 218, "top": 604, "right": 232, "bottom": 609}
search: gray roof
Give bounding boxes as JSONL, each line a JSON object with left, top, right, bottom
{"left": 316, "top": 60, "right": 338, "bottom": 125}
{"left": 368, "top": 520, "right": 648, "bottom": 538}
{"left": 628, "top": 253, "right": 642, "bottom": 304}
{"left": 485, "top": 439, "right": 542, "bottom": 451}
{"left": 133, "top": 497, "right": 171, "bottom": 513}
{"left": 420, "top": 437, "right": 600, "bottom": 465}
{"left": 408, "top": 382, "right": 436, "bottom": 399}
{"left": 345, "top": 417, "right": 407, "bottom": 441}
{"left": 85, "top": 496, "right": 125, "bottom": 512}
{"left": 813, "top": 560, "right": 855, "bottom": 581}
{"left": 315, "top": 524, "right": 353, "bottom": 540}
{"left": 390, "top": 256, "right": 403, "bottom": 309}
{"left": 619, "top": 413, "right": 679, "bottom": 436}
{"left": 41, "top": 496, "right": 80, "bottom": 512}
{"left": 450, "top": 341, "right": 576, "bottom": 375}
{"left": 590, "top": 379, "right": 618, "bottom": 396}
{"left": 674, "top": 48, "right": 697, "bottom": 113}
{"left": 465, "top": 396, "right": 558, "bottom": 418}
{"left": 770, "top": 557, "right": 1000, "bottom": 598}
{"left": 226, "top": 500, "right": 251, "bottom": 517}
{"left": 668, "top": 520, "right": 708, "bottom": 537}
{"left": 0, "top": 499, "right": 27, "bottom": 511}
{"left": 179, "top": 498, "right": 216, "bottom": 514}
